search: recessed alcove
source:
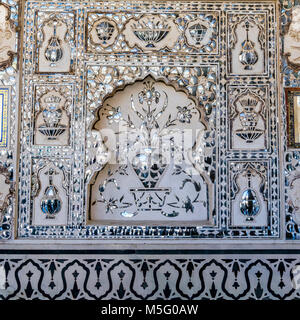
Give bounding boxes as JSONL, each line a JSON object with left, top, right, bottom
{"left": 87, "top": 76, "right": 214, "bottom": 226}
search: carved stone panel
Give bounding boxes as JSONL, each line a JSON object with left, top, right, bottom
{"left": 227, "top": 13, "right": 267, "bottom": 76}
{"left": 89, "top": 17, "right": 119, "bottom": 48}
{"left": 228, "top": 86, "right": 268, "bottom": 151}
{"left": 229, "top": 161, "right": 269, "bottom": 227}
{"left": 0, "top": 3, "right": 16, "bottom": 70}
{"left": 86, "top": 11, "right": 219, "bottom": 54}
{"left": 123, "top": 15, "right": 181, "bottom": 51}
{"left": 36, "top": 11, "right": 75, "bottom": 73}
{"left": 33, "top": 85, "right": 73, "bottom": 146}
{"left": 184, "top": 16, "right": 217, "bottom": 50}
{"left": 31, "top": 159, "right": 70, "bottom": 226}
{"left": 85, "top": 64, "right": 217, "bottom": 233}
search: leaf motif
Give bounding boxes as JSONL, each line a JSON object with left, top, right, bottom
{"left": 254, "top": 282, "right": 264, "bottom": 299}
{"left": 163, "top": 282, "right": 172, "bottom": 299}
{"left": 193, "top": 181, "right": 201, "bottom": 192}
{"left": 121, "top": 202, "right": 133, "bottom": 207}
{"left": 180, "top": 178, "right": 192, "bottom": 189}
{"left": 209, "top": 282, "right": 218, "bottom": 298}
{"left": 193, "top": 193, "right": 200, "bottom": 203}
{"left": 167, "top": 202, "right": 180, "bottom": 208}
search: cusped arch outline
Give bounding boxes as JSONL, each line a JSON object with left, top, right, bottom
{"left": 86, "top": 73, "right": 214, "bottom": 226}
{"left": 89, "top": 73, "right": 208, "bottom": 131}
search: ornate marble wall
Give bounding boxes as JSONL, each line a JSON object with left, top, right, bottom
{"left": 0, "top": 0, "right": 299, "bottom": 300}
{"left": 16, "top": 0, "right": 281, "bottom": 239}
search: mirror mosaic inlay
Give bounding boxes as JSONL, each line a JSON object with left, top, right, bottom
{"left": 3, "top": 0, "right": 300, "bottom": 302}
{"left": 14, "top": 0, "right": 281, "bottom": 239}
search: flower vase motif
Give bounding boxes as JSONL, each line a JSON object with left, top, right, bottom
{"left": 44, "top": 19, "right": 63, "bottom": 67}
{"left": 131, "top": 17, "right": 171, "bottom": 48}
{"left": 235, "top": 96, "right": 263, "bottom": 143}
{"left": 188, "top": 23, "right": 207, "bottom": 45}
{"left": 90, "top": 18, "right": 118, "bottom": 48}
{"left": 95, "top": 21, "right": 115, "bottom": 43}
{"left": 130, "top": 81, "right": 167, "bottom": 188}
{"left": 38, "top": 92, "right": 67, "bottom": 140}
{"left": 239, "top": 170, "right": 260, "bottom": 222}
{"left": 114, "top": 80, "right": 173, "bottom": 214}
{"left": 132, "top": 151, "right": 167, "bottom": 188}
{"left": 91, "top": 75, "right": 211, "bottom": 223}
{"left": 123, "top": 15, "right": 180, "bottom": 51}
{"left": 40, "top": 168, "right": 62, "bottom": 219}
{"left": 239, "top": 20, "right": 258, "bottom": 70}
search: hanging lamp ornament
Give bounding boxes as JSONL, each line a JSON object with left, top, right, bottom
{"left": 239, "top": 20, "right": 258, "bottom": 70}
{"left": 40, "top": 168, "right": 62, "bottom": 219}
{"left": 239, "top": 170, "right": 260, "bottom": 222}
{"left": 44, "top": 19, "right": 63, "bottom": 67}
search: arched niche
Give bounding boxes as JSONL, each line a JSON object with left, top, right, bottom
{"left": 87, "top": 75, "right": 214, "bottom": 226}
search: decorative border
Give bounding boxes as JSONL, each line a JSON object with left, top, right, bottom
{"left": 0, "top": 252, "right": 299, "bottom": 300}
{"left": 0, "top": 87, "right": 9, "bottom": 148}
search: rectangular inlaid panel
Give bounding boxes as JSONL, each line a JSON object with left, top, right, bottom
{"left": 17, "top": 0, "right": 280, "bottom": 239}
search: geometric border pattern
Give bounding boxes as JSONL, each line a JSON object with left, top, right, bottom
{"left": 0, "top": 88, "right": 9, "bottom": 148}
{"left": 1, "top": 251, "right": 300, "bottom": 300}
